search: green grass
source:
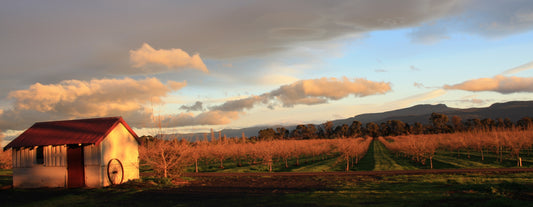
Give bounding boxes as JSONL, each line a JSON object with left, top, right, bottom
{"left": 372, "top": 140, "right": 418, "bottom": 171}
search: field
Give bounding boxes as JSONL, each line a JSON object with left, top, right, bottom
{"left": 2, "top": 135, "right": 533, "bottom": 206}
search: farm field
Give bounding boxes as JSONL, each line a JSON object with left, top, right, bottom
{"left": 2, "top": 136, "right": 533, "bottom": 206}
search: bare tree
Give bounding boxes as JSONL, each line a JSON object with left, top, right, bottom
{"left": 139, "top": 138, "right": 192, "bottom": 178}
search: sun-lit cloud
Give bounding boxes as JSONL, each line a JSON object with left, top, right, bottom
{"left": 8, "top": 77, "right": 184, "bottom": 116}
{"left": 502, "top": 61, "right": 533, "bottom": 75}
{"left": 270, "top": 77, "right": 391, "bottom": 107}
{"left": 257, "top": 74, "right": 300, "bottom": 86}
{"left": 211, "top": 77, "right": 391, "bottom": 112}
{"left": 0, "top": 77, "right": 187, "bottom": 130}
{"left": 129, "top": 43, "right": 208, "bottom": 73}
{"left": 444, "top": 75, "right": 533, "bottom": 94}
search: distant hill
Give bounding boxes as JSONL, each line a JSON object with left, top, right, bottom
{"left": 162, "top": 100, "right": 533, "bottom": 141}
{"left": 331, "top": 104, "right": 454, "bottom": 126}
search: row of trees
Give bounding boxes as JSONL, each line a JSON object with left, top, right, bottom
{"left": 255, "top": 114, "right": 533, "bottom": 140}
{"left": 139, "top": 137, "right": 374, "bottom": 178}
{"left": 379, "top": 128, "right": 533, "bottom": 168}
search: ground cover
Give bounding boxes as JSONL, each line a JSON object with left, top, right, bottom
{"left": 1, "top": 169, "right": 533, "bottom": 206}
{"left": 3, "top": 135, "right": 533, "bottom": 206}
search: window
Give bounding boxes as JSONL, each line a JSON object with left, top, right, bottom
{"left": 36, "top": 146, "right": 44, "bottom": 165}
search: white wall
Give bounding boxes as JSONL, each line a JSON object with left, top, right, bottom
{"left": 12, "top": 146, "right": 68, "bottom": 188}
{"left": 100, "top": 123, "right": 140, "bottom": 186}
{"left": 84, "top": 144, "right": 102, "bottom": 188}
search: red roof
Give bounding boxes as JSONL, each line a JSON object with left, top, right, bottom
{"left": 4, "top": 117, "right": 139, "bottom": 150}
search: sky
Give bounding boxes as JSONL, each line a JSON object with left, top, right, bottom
{"left": 2, "top": 0, "right": 533, "bottom": 146}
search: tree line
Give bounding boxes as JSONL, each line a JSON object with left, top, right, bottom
{"left": 254, "top": 113, "right": 533, "bottom": 140}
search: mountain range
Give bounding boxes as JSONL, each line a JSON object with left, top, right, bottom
{"left": 164, "top": 100, "right": 533, "bottom": 141}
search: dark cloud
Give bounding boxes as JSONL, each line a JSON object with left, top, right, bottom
{"left": 180, "top": 101, "right": 205, "bottom": 112}
{"left": 0, "top": 0, "right": 466, "bottom": 98}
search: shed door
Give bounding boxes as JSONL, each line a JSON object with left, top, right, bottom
{"left": 67, "top": 145, "right": 85, "bottom": 188}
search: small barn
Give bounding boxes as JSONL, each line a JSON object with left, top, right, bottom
{"left": 3, "top": 117, "right": 140, "bottom": 188}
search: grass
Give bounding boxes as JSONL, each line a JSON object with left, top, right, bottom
{"left": 182, "top": 139, "right": 533, "bottom": 173}
{"left": 372, "top": 140, "right": 418, "bottom": 171}
{"left": 2, "top": 170, "right": 533, "bottom": 206}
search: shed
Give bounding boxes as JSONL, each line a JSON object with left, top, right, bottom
{"left": 3, "top": 117, "right": 140, "bottom": 188}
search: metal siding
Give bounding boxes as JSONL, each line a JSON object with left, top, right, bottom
{"left": 4, "top": 117, "right": 140, "bottom": 149}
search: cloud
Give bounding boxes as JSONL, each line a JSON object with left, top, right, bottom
{"left": 159, "top": 110, "right": 240, "bottom": 127}
{"left": 444, "top": 75, "right": 533, "bottom": 93}
{"left": 130, "top": 43, "right": 208, "bottom": 73}
{"left": 211, "top": 77, "right": 391, "bottom": 111}
{"left": 414, "top": 82, "right": 425, "bottom": 88}
{"left": 459, "top": 95, "right": 485, "bottom": 105}
{"left": 8, "top": 77, "right": 184, "bottom": 116}
{"left": 270, "top": 77, "right": 391, "bottom": 107}
{"left": 0, "top": 76, "right": 244, "bottom": 131}
{"left": 502, "top": 61, "right": 533, "bottom": 75}
{"left": 179, "top": 101, "right": 204, "bottom": 112}
{"left": 3, "top": 0, "right": 532, "bottom": 99}
{"left": 390, "top": 89, "right": 448, "bottom": 108}
{"left": 0, "top": 77, "right": 186, "bottom": 130}
{"left": 408, "top": 22, "right": 451, "bottom": 44}
{"left": 410, "top": 65, "right": 421, "bottom": 71}
{"left": 212, "top": 96, "right": 267, "bottom": 112}
{"left": 257, "top": 74, "right": 300, "bottom": 86}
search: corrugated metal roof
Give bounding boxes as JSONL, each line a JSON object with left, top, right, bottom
{"left": 4, "top": 117, "right": 139, "bottom": 150}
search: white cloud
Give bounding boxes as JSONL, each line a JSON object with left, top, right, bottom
{"left": 502, "top": 61, "right": 533, "bottom": 75}
{"left": 130, "top": 43, "right": 208, "bottom": 73}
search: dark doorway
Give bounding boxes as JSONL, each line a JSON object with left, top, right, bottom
{"left": 67, "top": 145, "right": 85, "bottom": 188}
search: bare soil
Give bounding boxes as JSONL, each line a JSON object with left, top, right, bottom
{"left": 175, "top": 168, "right": 533, "bottom": 194}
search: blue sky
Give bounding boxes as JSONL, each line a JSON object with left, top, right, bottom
{"left": 2, "top": 0, "right": 533, "bottom": 145}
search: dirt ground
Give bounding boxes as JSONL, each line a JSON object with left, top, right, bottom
{"left": 174, "top": 168, "right": 533, "bottom": 194}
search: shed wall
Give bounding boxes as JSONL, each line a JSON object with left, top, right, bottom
{"left": 100, "top": 123, "right": 139, "bottom": 186}
{"left": 12, "top": 145, "right": 67, "bottom": 188}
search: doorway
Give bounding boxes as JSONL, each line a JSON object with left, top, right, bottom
{"left": 67, "top": 145, "right": 85, "bottom": 188}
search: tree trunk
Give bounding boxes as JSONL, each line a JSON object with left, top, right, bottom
{"left": 346, "top": 157, "right": 350, "bottom": 172}
{"left": 195, "top": 159, "right": 199, "bottom": 173}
